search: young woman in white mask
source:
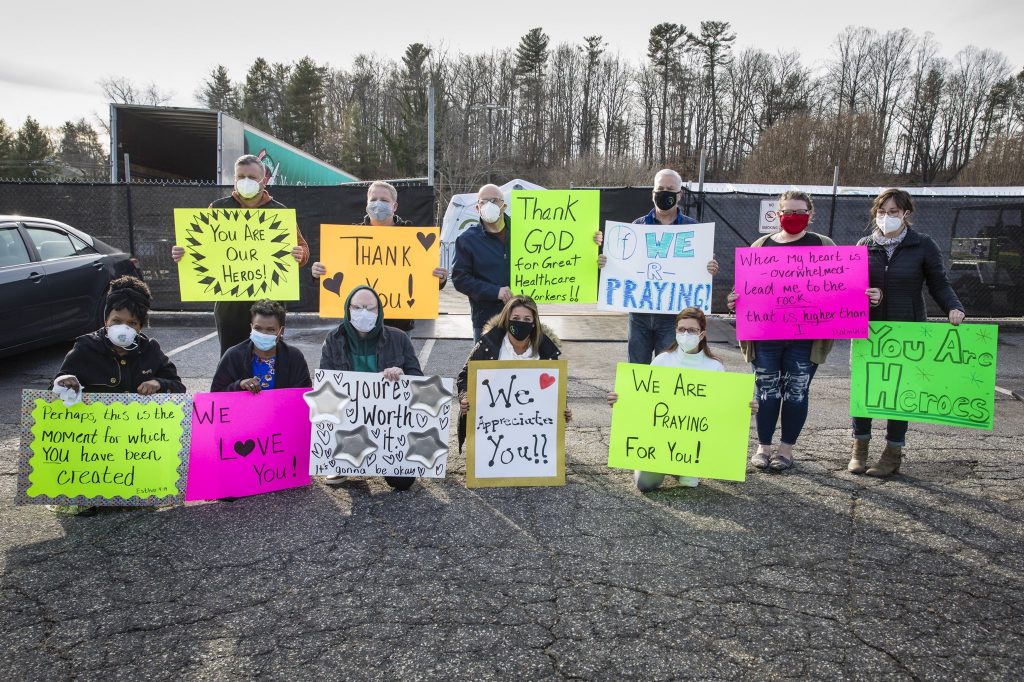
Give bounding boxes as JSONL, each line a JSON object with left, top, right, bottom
{"left": 606, "top": 307, "right": 758, "bottom": 492}
{"left": 849, "top": 189, "right": 965, "bottom": 477}
{"left": 49, "top": 276, "right": 185, "bottom": 515}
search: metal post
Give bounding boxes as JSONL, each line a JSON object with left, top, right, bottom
{"left": 109, "top": 104, "right": 118, "bottom": 182}
{"left": 427, "top": 85, "right": 435, "bottom": 187}
{"left": 486, "top": 107, "right": 493, "bottom": 185}
{"left": 696, "top": 149, "right": 706, "bottom": 222}
{"left": 827, "top": 165, "right": 839, "bottom": 238}
{"left": 123, "top": 153, "right": 136, "bottom": 258}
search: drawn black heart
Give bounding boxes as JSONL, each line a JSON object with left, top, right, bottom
{"left": 407, "top": 298, "right": 415, "bottom": 308}
{"left": 435, "top": 463, "right": 444, "bottom": 476}
{"left": 234, "top": 439, "right": 256, "bottom": 457}
{"left": 314, "top": 370, "right": 325, "bottom": 382}
{"left": 439, "top": 417, "right": 449, "bottom": 430}
{"left": 383, "top": 453, "right": 396, "bottom": 465}
{"left": 317, "top": 430, "right": 331, "bottom": 446}
{"left": 323, "top": 272, "right": 344, "bottom": 296}
{"left": 371, "top": 428, "right": 381, "bottom": 439}
{"left": 417, "top": 467, "right": 425, "bottom": 477}
{"left": 365, "top": 453, "right": 377, "bottom": 468}
{"left": 416, "top": 232, "right": 436, "bottom": 251}
{"left": 397, "top": 434, "right": 407, "bottom": 446}
{"left": 395, "top": 452, "right": 404, "bottom": 462}
{"left": 415, "top": 414, "right": 428, "bottom": 427}
{"left": 345, "top": 407, "right": 356, "bottom": 420}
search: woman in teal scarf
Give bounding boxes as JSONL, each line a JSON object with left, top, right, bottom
{"left": 319, "top": 286, "right": 424, "bottom": 489}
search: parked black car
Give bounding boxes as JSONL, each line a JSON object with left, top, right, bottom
{"left": 0, "top": 216, "right": 143, "bottom": 358}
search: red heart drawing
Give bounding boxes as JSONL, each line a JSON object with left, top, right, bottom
{"left": 539, "top": 373, "right": 556, "bottom": 390}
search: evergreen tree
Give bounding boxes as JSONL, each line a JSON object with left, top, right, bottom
{"left": 648, "top": 22, "right": 688, "bottom": 163}
{"left": 200, "top": 65, "right": 240, "bottom": 114}
{"left": 241, "top": 58, "right": 276, "bottom": 131}
{"left": 280, "top": 57, "right": 327, "bottom": 153}
{"left": 515, "top": 27, "right": 550, "bottom": 165}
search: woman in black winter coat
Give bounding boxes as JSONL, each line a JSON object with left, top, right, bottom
{"left": 849, "top": 188, "right": 966, "bottom": 478}
{"left": 455, "top": 295, "right": 570, "bottom": 450}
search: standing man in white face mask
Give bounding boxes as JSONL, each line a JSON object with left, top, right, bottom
{"left": 170, "top": 154, "right": 311, "bottom": 355}
{"left": 451, "top": 184, "right": 514, "bottom": 343}
{"left": 311, "top": 180, "right": 447, "bottom": 333}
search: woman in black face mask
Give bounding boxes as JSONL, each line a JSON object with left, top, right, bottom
{"left": 455, "top": 295, "right": 570, "bottom": 449}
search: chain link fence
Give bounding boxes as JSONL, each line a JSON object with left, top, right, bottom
{"left": 1, "top": 181, "right": 1020, "bottom": 316}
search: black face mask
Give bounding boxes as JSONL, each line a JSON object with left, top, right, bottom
{"left": 508, "top": 320, "right": 534, "bottom": 342}
{"left": 654, "top": 190, "right": 679, "bottom": 211}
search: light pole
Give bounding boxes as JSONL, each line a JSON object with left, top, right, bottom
{"left": 480, "top": 103, "right": 508, "bottom": 184}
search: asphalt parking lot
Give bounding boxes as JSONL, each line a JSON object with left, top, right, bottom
{"left": 1, "top": 314, "right": 1022, "bottom": 680}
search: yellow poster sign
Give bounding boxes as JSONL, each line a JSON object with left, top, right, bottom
{"left": 318, "top": 225, "right": 441, "bottom": 319}
{"left": 174, "top": 208, "right": 299, "bottom": 301}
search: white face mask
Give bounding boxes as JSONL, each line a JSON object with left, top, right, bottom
{"left": 350, "top": 308, "right": 377, "bottom": 333}
{"left": 235, "top": 177, "right": 261, "bottom": 199}
{"left": 875, "top": 214, "right": 904, "bottom": 235}
{"left": 676, "top": 331, "right": 702, "bottom": 353}
{"left": 107, "top": 324, "right": 138, "bottom": 348}
{"left": 478, "top": 201, "right": 502, "bottom": 224}
{"left": 367, "top": 200, "right": 394, "bottom": 222}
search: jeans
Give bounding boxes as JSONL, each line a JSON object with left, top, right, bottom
{"left": 627, "top": 313, "right": 677, "bottom": 364}
{"left": 851, "top": 418, "right": 908, "bottom": 447}
{"left": 473, "top": 327, "right": 482, "bottom": 343}
{"left": 751, "top": 340, "right": 818, "bottom": 446}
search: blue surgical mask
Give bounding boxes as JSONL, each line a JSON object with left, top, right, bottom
{"left": 367, "top": 200, "right": 394, "bottom": 222}
{"left": 250, "top": 329, "right": 278, "bottom": 351}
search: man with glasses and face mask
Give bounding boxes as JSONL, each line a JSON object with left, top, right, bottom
{"left": 311, "top": 180, "right": 447, "bottom": 334}
{"left": 170, "top": 154, "right": 310, "bottom": 355}
{"left": 598, "top": 169, "right": 719, "bottom": 364}
{"left": 451, "top": 184, "right": 514, "bottom": 342}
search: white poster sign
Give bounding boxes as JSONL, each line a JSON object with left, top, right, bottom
{"left": 597, "top": 220, "right": 715, "bottom": 314}
{"left": 759, "top": 200, "right": 779, "bottom": 234}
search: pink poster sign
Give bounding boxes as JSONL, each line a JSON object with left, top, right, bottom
{"left": 734, "top": 245, "right": 869, "bottom": 340}
{"left": 185, "top": 388, "right": 312, "bottom": 501}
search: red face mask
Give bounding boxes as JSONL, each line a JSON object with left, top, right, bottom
{"left": 779, "top": 213, "right": 810, "bottom": 234}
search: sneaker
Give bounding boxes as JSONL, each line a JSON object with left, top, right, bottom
{"left": 324, "top": 475, "right": 346, "bottom": 487}
{"left": 46, "top": 505, "right": 96, "bottom": 516}
{"left": 677, "top": 476, "right": 700, "bottom": 487}
{"left": 750, "top": 449, "right": 771, "bottom": 470}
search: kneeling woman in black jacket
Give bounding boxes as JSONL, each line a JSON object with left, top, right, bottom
{"left": 850, "top": 188, "right": 965, "bottom": 477}
{"left": 456, "top": 295, "right": 571, "bottom": 450}
{"left": 54, "top": 276, "right": 185, "bottom": 396}
{"left": 211, "top": 299, "right": 312, "bottom": 393}
{"left": 319, "top": 285, "right": 423, "bottom": 491}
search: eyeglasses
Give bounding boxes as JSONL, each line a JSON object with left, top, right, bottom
{"left": 876, "top": 209, "right": 904, "bottom": 217}
{"left": 350, "top": 305, "right": 378, "bottom": 312}
{"left": 478, "top": 198, "right": 503, "bottom": 205}
{"left": 778, "top": 209, "right": 810, "bottom": 216}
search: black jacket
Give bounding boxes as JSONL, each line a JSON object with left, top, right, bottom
{"left": 210, "top": 339, "right": 312, "bottom": 392}
{"left": 858, "top": 228, "right": 964, "bottom": 322}
{"left": 451, "top": 219, "right": 512, "bottom": 329}
{"left": 55, "top": 330, "right": 186, "bottom": 394}
{"left": 455, "top": 318, "right": 562, "bottom": 449}
{"left": 319, "top": 324, "right": 423, "bottom": 375}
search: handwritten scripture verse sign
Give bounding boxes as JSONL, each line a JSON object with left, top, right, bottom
{"left": 510, "top": 190, "right": 599, "bottom": 303}
{"left": 598, "top": 220, "right": 715, "bottom": 314}
{"left": 185, "top": 389, "right": 312, "bottom": 501}
{"left": 850, "top": 322, "right": 998, "bottom": 429}
{"left": 466, "top": 360, "right": 567, "bottom": 488}
{"left": 174, "top": 208, "right": 299, "bottom": 301}
{"left": 734, "top": 245, "right": 869, "bottom": 340}
{"left": 306, "top": 370, "right": 455, "bottom": 478}
{"left": 608, "top": 363, "right": 754, "bottom": 482}
{"left": 319, "top": 225, "right": 441, "bottom": 319}
{"left": 17, "top": 390, "right": 190, "bottom": 505}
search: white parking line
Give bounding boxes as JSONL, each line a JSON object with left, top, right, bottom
{"left": 995, "top": 385, "right": 1012, "bottom": 396}
{"left": 417, "top": 338, "right": 435, "bottom": 369}
{"left": 166, "top": 331, "right": 218, "bottom": 357}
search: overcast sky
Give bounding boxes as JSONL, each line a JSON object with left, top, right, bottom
{"left": 2, "top": 0, "right": 1022, "bottom": 132}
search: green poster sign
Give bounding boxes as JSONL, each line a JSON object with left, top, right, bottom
{"left": 510, "top": 189, "right": 599, "bottom": 303}
{"left": 850, "top": 321, "right": 998, "bottom": 429}
{"left": 174, "top": 208, "right": 300, "bottom": 301}
{"left": 18, "top": 391, "right": 190, "bottom": 505}
{"left": 608, "top": 363, "right": 755, "bottom": 482}
{"left": 243, "top": 129, "right": 358, "bottom": 186}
